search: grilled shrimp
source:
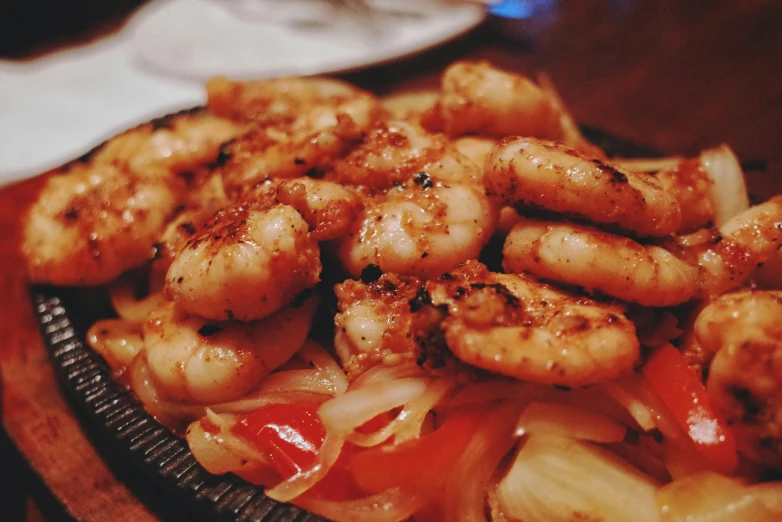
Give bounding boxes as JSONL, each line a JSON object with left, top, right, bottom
{"left": 327, "top": 120, "right": 482, "bottom": 189}
{"left": 219, "top": 117, "right": 364, "bottom": 195}
{"left": 144, "top": 297, "right": 317, "bottom": 403}
{"left": 485, "top": 137, "right": 682, "bottom": 237}
{"left": 426, "top": 261, "right": 639, "bottom": 387}
{"left": 265, "top": 178, "right": 363, "bottom": 241}
{"left": 453, "top": 136, "right": 496, "bottom": 169}
{"left": 91, "top": 109, "right": 239, "bottom": 178}
{"left": 206, "top": 76, "right": 378, "bottom": 128}
{"left": 23, "top": 164, "right": 178, "bottom": 285}
{"left": 430, "top": 61, "right": 562, "bottom": 139}
{"left": 149, "top": 173, "right": 231, "bottom": 286}
{"left": 22, "top": 109, "right": 240, "bottom": 286}
{"left": 665, "top": 196, "right": 782, "bottom": 295}
{"left": 655, "top": 158, "right": 716, "bottom": 234}
{"left": 165, "top": 202, "right": 321, "bottom": 321}
{"left": 209, "top": 77, "right": 379, "bottom": 193}
{"left": 334, "top": 273, "right": 427, "bottom": 380}
{"left": 695, "top": 290, "right": 782, "bottom": 466}
{"left": 503, "top": 218, "right": 700, "bottom": 306}
{"left": 337, "top": 178, "right": 498, "bottom": 280}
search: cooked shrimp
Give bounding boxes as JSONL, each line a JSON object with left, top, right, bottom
{"left": 430, "top": 61, "right": 562, "bottom": 139}
{"left": 219, "top": 118, "right": 364, "bottom": 196}
{"left": 453, "top": 136, "right": 496, "bottom": 168}
{"left": 496, "top": 206, "right": 523, "bottom": 234}
{"left": 334, "top": 273, "right": 428, "bottom": 380}
{"left": 149, "top": 172, "right": 231, "bottom": 286}
{"left": 426, "top": 261, "right": 640, "bottom": 387}
{"left": 23, "top": 164, "right": 178, "bottom": 285}
{"left": 695, "top": 290, "right": 782, "bottom": 466}
{"left": 337, "top": 179, "right": 498, "bottom": 280}
{"left": 144, "top": 297, "right": 317, "bottom": 403}
{"left": 503, "top": 218, "right": 700, "bottom": 306}
{"left": 210, "top": 77, "right": 380, "bottom": 194}
{"left": 165, "top": 202, "right": 321, "bottom": 321}
{"left": 665, "top": 196, "right": 782, "bottom": 295}
{"left": 381, "top": 90, "right": 439, "bottom": 120}
{"left": 91, "top": 108, "right": 239, "bottom": 179}
{"left": 327, "top": 120, "right": 482, "bottom": 189}
{"left": 655, "top": 158, "right": 715, "bottom": 234}
{"left": 272, "top": 178, "right": 363, "bottom": 240}
{"left": 485, "top": 137, "right": 682, "bottom": 237}
{"left": 206, "top": 76, "right": 378, "bottom": 128}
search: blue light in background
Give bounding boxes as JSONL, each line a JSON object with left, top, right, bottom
{"left": 488, "top": 0, "right": 557, "bottom": 20}
{"left": 488, "top": 0, "right": 534, "bottom": 19}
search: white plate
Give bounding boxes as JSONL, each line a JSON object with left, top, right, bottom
{"left": 131, "top": 0, "right": 485, "bottom": 80}
{"left": 0, "top": 0, "right": 484, "bottom": 184}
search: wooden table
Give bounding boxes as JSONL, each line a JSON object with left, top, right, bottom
{"left": 2, "top": 1, "right": 781, "bottom": 520}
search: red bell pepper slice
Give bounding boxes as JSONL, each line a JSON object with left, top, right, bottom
{"left": 231, "top": 403, "right": 363, "bottom": 500}
{"left": 232, "top": 403, "right": 326, "bottom": 479}
{"left": 642, "top": 343, "right": 738, "bottom": 474}
{"left": 350, "top": 408, "right": 483, "bottom": 494}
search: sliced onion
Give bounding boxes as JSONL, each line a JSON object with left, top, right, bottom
{"left": 209, "top": 391, "right": 330, "bottom": 414}
{"left": 348, "top": 376, "right": 455, "bottom": 447}
{"left": 109, "top": 275, "right": 165, "bottom": 323}
{"left": 186, "top": 410, "right": 265, "bottom": 474}
{"left": 601, "top": 375, "right": 684, "bottom": 438}
{"left": 515, "top": 402, "right": 626, "bottom": 443}
{"left": 319, "top": 378, "right": 429, "bottom": 436}
{"left": 300, "top": 486, "right": 429, "bottom": 522}
{"left": 87, "top": 319, "right": 144, "bottom": 372}
{"left": 601, "top": 380, "right": 657, "bottom": 431}
{"left": 393, "top": 376, "right": 455, "bottom": 443}
{"left": 128, "top": 355, "right": 205, "bottom": 430}
{"left": 700, "top": 144, "right": 750, "bottom": 227}
{"left": 351, "top": 362, "right": 426, "bottom": 388}
{"left": 297, "top": 340, "right": 349, "bottom": 395}
{"left": 265, "top": 433, "right": 345, "bottom": 502}
{"left": 656, "top": 471, "right": 781, "bottom": 521}
{"left": 255, "top": 369, "right": 338, "bottom": 396}
{"left": 487, "top": 484, "right": 510, "bottom": 522}
{"left": 530, "top": 386, "right": 636, "bottom": 427}
{"left": 498, "top": 435, "right": 659, "bottom": 522}
{"left": 442, "top": 401, "right": 524, "bottom": 522}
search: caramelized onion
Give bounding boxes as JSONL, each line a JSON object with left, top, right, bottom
{"left": 87, "top": 319, "right": 144, "bottom": 372}
{"left": 700, "top": 144, "right": 750, "bottom": 226}
{"left": 498, "top": 435, "right": 659, "bottom": 522}
{"left": 656, "top": 471, "right": 782, "bottom": 521}
{"left": 515, "top": 402, "right": 626, "bottom": 443}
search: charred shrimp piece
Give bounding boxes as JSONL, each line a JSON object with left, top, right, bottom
{"left": 485, "top": 137, "right": 682, "bottom": 237}
{"left": 426, "top": 261, "right": 640, "bottom": 387}
{"left": 165, "top": 201, "right": 321, "bottom": 322}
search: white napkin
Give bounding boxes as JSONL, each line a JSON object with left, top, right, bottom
{"left": 0, "top": 0, "right": 483, "bottom": 184}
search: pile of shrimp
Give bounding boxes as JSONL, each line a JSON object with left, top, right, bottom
{"left": 23, "top": 61, "right": 782, "bottom": 521}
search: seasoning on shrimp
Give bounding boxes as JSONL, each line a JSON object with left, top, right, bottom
{"left": 485, "top": 137, "right": 682, "bottom": 237}
{"left": 165, "top": 201, "right": 321, "bottom": 321}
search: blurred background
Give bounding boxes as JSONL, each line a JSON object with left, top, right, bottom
{"left": 1, "top": 1, "right": 780, "bottom": 190}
